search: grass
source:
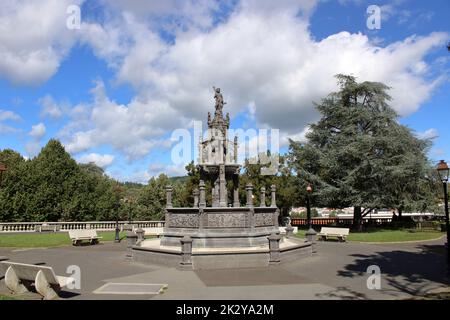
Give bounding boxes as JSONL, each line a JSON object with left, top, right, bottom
{"left": 0, "top": 231, "right": 126, "bottom": 248}
{"left": 0, "top": 294, "right": 20, "bottom": 300}
{"left": 295, "top": 228, "right": 444, "bottom": 243}
{"left": 0, "top": 229, "right": 444, "bottom": 248}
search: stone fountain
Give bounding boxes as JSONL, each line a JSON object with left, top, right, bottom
{"left": 131, "top": 88, "right": 312, "bottom": 269}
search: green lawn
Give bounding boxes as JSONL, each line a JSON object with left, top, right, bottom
{"left": 0, "top": 231, "right": 126, "bottom": 248}
{"left": 0, "top": 294, "right": 19, "bottom": 300}
{"left": 295, "top": 229, "right": 444, "bottom": 243}
{"left": 0, "top": 229, "right": 444, "bottom": 248}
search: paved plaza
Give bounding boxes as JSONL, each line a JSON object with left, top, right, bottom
{"left": 0, "top": 236, "right": 448, "bottom": 300}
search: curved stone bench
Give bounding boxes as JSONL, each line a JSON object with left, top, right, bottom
{"left": 0, "top": 261, "right": 75, "bottom": 300}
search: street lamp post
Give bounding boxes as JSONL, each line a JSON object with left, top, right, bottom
{"left": 115, "top": 203, "right": 120, "bottom": 243}
{"left": 114, "top": 183, "right": 122, "bottom": 243}
{"left": 305, "top": 183, "right": 317, "bottom": 243}
{"left": 306, "top": 184, "right": 312, "bottom": 228}
{"left": 437, "top": 160, "right": 450, "bottom": 272}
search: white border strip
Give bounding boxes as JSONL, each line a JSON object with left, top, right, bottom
{"left": 93, "top": 283, "right": 168, "bottom": 295}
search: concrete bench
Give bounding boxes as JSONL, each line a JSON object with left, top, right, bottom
{"left": 0, "top": 261, "right": 75, "bottom": 300}
{"left": 68, "top": 229, "right": 102, "bottom": 245}
{"left": 317, "top": 227, "right": 349, "bottom": 242}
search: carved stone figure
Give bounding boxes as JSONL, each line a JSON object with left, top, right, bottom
{"left": 213, "top": 86, "right": 226, "bottom": 115}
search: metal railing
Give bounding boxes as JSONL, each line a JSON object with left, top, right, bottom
{"left": 0, "top": 220, "right": 165, "bottom": 233}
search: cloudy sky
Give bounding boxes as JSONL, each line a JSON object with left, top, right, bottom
{"left": 0, "top": 0, "right": 449, "bottom": 183}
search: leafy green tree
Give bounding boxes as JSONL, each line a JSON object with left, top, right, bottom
{"left": 24, "top": 139, "right": 82, "bottom": 221}
{"left": 0, "top": 149, "right": 30, "bottom": 221}
{"left": 137, "top": 174, "right": 171, "bottom": 220}
{"left": 288, "top": 75, "right": 435, "bottom": 231}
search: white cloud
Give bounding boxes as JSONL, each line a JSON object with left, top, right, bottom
{"left": 0, "top": 109, "right": 21, "bottom": 134}
{"left": 106, "top": 163, "right": 186, "bottom": 184}
{"left": 29, "top": 123, "right": 46, "bottom": 139}
{"left": 148, "top": 163, "right": 187, "bottom": 177}
{"left": 0, "top": 109, "right": 21, "bottom": 121}
{"left": 281, "top": 126, "right": 310, "bottom": 147}
{"left": 417, "top": 128, "right": 438, "bottom": 140}
{"left": 0, "top": 0, "right": 83, "bottom": 85}
{"left": 63, "top": 80, "right": 183, "bottom": 159}
{"left": 64, "top": 1, "right": 447, "bottom": 164}
{"left": 25, "top": 123, "right": 46, "bottom": 157}
{"left": 78, "top": 153, "right": 115, "bottom": 168}
{"left": 39, "top": 95, "right": 64, "bottom": 118}
{"left": 0, "top": 124, "right": 21, "bottom": 134}
{"left": 86, "top": 4, "right": 445, "bottom": 140}
{"left": 25, "top": 141, "right": 41, "bottom": 157}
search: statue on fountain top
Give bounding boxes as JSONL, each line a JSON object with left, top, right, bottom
{"left": 213, "top": 86, "right": 226, "bottom": 116}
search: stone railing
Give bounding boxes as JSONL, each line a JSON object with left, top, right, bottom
{"left": 0, "top": 220, "right": 165, "bottom": 233}
{"left": 290, "top": 217, "right": 393, "bottom": 227}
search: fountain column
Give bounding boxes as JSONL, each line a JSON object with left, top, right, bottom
{"left": 260, "top": 187, "right": 266, "bottom": 207}
{"left": 199, "top": 180, "right": 206, "bottom": 208}
{"left": 271, "top": 184, "right": 277, "bottom": 207}
{"left": 246, "top": 183, "right": 254, "bottom": 207}
{"left": 233, "top": 175, "right": 240, "bottom": 207}
{"left": 193, "top": 188, "right": 199, "bottom": 207}
{"left": 219, "top": 165, "right": 227, "bottom": 207}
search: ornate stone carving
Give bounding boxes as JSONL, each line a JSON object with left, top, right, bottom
{"left": 207, "top": 213, "right": 246, "bottom": 228}
{"left": 169, "top": 214, "right": 199, "bottom": 228}
{"left": 254, "top": 212, "right": 274, "bottom": 227}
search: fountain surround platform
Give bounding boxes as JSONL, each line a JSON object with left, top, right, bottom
{"left": 132, "top": 236, "right": 312, "bottom": 270}
{"left": 130, "top": 206, "right": 313, "bottom": 270}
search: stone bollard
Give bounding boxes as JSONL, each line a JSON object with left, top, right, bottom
{"left": 246, "top": 183, "right": 254, "bottom": 207}
{"left": 285, "top": 224, "right": 294, "bottom": 238}
{"left": 306, "top": 228, "right": 317, "bottom": 253}
{"left": 135, "top": 228, "right": 145, "bottom": 245}
{"left": 126, "top": 231, "right": 138, "bottom": 260}
{"left": 260, "top": 187, "right": 266, "bottom": 207}
{"left": 271, "top": 185, "right": 277, "bottom": 207}
{"left": 166, "top": 185, "right": 173, "bottom": 208}
{"left": 180, "top": 236, "right": 193, "bottom": 270}
{"left": 268, "top": 233, "right": 281, "bottom": 265}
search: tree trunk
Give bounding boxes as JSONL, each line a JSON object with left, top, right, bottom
{"left": 398, "top": 206, "right": 403, "bottom": 218}
{"left": 352, "top": 206, "right": 363, "bottom": 232}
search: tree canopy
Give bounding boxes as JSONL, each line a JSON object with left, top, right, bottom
{"left": 287, "top": 75, "right": 437, "bottom": 230}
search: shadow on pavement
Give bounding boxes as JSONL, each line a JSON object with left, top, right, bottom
{"left": 336, "top": 244, "right": 450, "bottom": 298}
{"left": 315, "top": 286, "right": 368, "bottom": 300}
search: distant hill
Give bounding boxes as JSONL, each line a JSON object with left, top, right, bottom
{"left": 170, "top": 176, "right": 189, "bottom": 183}
{"left": 122, "top": 181, "right": 145, "bottom": 188}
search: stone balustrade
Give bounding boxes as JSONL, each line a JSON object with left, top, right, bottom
{"left": 0, "top": 220, "right": 165, "bottom": 233}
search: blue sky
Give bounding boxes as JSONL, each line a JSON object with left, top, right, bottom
{"left": 0, "top": 0, "right": 449, "bottom": 183}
